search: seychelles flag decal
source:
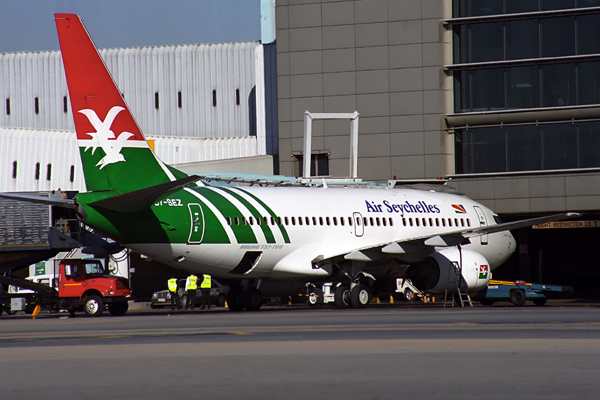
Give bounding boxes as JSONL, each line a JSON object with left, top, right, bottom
{"left": 451, "top": 204, "right": 467, "bottom": 214}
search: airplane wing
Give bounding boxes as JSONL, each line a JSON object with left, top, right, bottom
{"left": 315, "top": 212, "right": 580, "bottom": 264}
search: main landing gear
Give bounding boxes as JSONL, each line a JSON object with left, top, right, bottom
{"left": 334, "top": 283, "right": 371, "bottom": 309}
{"left": 226, "top": 283, "right": 262, "bottom": 311}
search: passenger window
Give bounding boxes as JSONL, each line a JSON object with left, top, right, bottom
{"left": 448, "top": 219, "right": 452, "bottom": 227}
{"left": 319, "top": 217, "right": 324, "bottom": 226}
{"left": 278, "top": 216, "right": 282, "bottom": 226}
{"left": 363, "top": 217, "right": 368, "bottom": 226}
{"left": 442, "top": 219, "right": 446, "bottom": 227}
{"left": 234, "top": 216, "right": 240, "bottom": 226}
{"left": 409, "top": 218, "right": 413, "bottom": 227}
{"left": 298, "top": 217, "right": 302, "bottom": 226}
{"left": 306, "top": 217, "right": 310, "bottom": 225}
{"left": 313, "top": 217, "right": 317, "bottom": 225}
{"left": 226, "top": 217, "right": 232, "bottom": 226}
{"left": 356, "top": 217, "right": 361, "bottom": 226}
{"left": 270, "top": 216, "right": 275, "bottom": 225}
{"left": 436, "top": 218, "right": 439, "bottom": 227}
{"left": 429, "top": 218, "right": 433, "bottom": 226}
{"left": 389, "top": 218, "right": 394, "bottom": 227}
{"left": 348, "top": 217, "right": 353, "bottom": 226}
{"left": 415, "top": 218, "right": 420, "bottom": 227}
{"left": 326, "top": 217, "right": 330, "bottom": 226}
{"left": 340, "top": 217, "right": 345, "bottom": 226}
{"left": 382, "top": 218, "right": 387, "bottom": 227}
{"left": 248, "top": 217, "right": 254, "bottom": 225}
{"left": 242, "top": 217, "right": 247, "bottom": 226}
{"left": 333, "top": 217, "right": 337, "bottom": 226}
{"left": 455, "top": 218, "right": 458, "bottom": 227}
{"left": 467, "top": 219, "right": 471, "bottom": 227}
{"left": 285, "top": 217, "right": 289, "bottom": 225}
{"left": 291, "top": 217, "right": 296, "bottom": 226}
{"left": 422, "top": 218, "right": 426, "bottom": 226}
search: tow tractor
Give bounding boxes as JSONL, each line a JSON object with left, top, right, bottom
{"left": 473, "top": 280, "right": 572, "bottom": 307}
{"left": 0, "top": 258, "right": 131, "bottom": 317}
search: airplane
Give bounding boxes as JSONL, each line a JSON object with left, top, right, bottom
{"left": 0, "top": 14, "right": 578, "bottom": 311}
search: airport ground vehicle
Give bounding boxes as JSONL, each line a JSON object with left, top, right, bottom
{"left": 473, "top": 280, "right": 572, "bottom": 306}
{"left": 0, "top": 258, "right": 131, "bottom": 317}
{"left": 150, "top": 278, "right": 229, "bottom": 309}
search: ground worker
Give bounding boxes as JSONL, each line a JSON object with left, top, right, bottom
{"left": 168, "top": 276, "right": 182, "bottom": 310}
{"left": 185, "top": 274, "right": 198, "bottom": 310}
{"left": 200, "top": 274, "right": 211, "bottom": 309}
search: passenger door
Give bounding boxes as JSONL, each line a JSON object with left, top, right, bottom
{"left": 353, "top": 212, "right": 364, "bottom": 237}
{"left": 473, "top": 206, "right": 488, "bottom": 245}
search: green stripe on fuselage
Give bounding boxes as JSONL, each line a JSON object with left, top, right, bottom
{"left": 235, "top": 187, "right": 290, "bottom": 244}
{"left": 215, "top": 187, "right": 276, "bottom": 244}
{"left": 195, "top": 188, "right": 257, "bottom": 244}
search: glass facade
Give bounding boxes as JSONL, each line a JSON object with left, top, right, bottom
{"left": 457, "top": 121, "right": 600, "bottom": 173}
{"left": 451, "top": 1, "right": 600, "bottom": 174}
{"left": 455, "top": 0, "right": 600, "bottom": 18}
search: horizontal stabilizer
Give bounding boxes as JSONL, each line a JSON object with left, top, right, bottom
{"left": 89, "top": 175, "right": 201, "bottom": 212}
{"left": 0, "top": 193, "right": 77, "bottom": 209}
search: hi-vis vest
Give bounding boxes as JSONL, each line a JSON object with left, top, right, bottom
{"left": 188, "top": 275, "right": 197, "bottom": 290}
{"left": 168, "top": 278, "right": 178, "bottom": 292}
{"left": 201, "top": 274, "right": 211, "bottom": 289}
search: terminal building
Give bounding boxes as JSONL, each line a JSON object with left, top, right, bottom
{"left": 2, "top": 0, "right": 600, "bottom": 297}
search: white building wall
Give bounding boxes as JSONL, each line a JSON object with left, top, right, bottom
{"left": 0, "top": 42, "right": 265, "bottom": 140}
{"left": 0, "top": 127, "right": 258, "bottom": 192}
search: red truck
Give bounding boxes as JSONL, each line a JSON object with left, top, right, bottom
{"left": 0, "top": 258, "right": 131, "bottom": 317}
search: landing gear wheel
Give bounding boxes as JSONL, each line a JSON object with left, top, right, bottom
{"left": 307, "top": 286, "right": 323, "bottom": 307}
{"left": 350, "top": 284, "right": 370, "bottom": 308}
{"left": 216, "top": 294, "right": 227, "bottom": 308}
{"left": 108, "top": 301, "right": 129, "bottom": 316}
{"left": 227, "top": 288, "right": 244, "bottom": 311}
{"left": 83, "top": 295, "right": 104, "bottom": 317}
{"left": 334, "top": 285, "right": 351, "bottom": 309}
{"left": 509, "top": 289, "right": 526, "bottom": 307}
{"left": 242, "top": 288, "right": 262, "bottom": 311}
{"left": 404, "top": 289, "right": 414, "bottom": 302}
{"left": 533, "top": 297, "right": 547, "bottom": 306}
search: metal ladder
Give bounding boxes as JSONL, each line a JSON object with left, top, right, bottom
{"left": 443, "top": 260, "right": 473, "bottom": 308}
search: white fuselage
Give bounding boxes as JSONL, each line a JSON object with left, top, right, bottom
{"left": 133, "top": 185, "right": 516, "bottom": 281}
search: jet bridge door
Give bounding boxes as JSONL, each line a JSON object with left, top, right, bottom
{"left": 353, "top": 212, "right": 364, "bottom": 237}
{"left": 473, "top": 206, "right": 488, "bottom": 245}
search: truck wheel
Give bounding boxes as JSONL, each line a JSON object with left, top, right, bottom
{"left": 334, "top": 285, "right": 351, "bottom": 309}
{"left": 509, "top": 289, "right": 526, "bottom": 307}
{"left": 108, "top": 301, "right": 129, "bottom": 316}
{"left": 533, "top": 297, "right": 547, "bottom": 306}
{"left": 83, "top": 295, "right": 104, "bottom": 317}
{"left": 404, "top": 289, "right": 414, "bottom": 302}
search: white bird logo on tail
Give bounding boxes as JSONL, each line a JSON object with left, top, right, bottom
{"left": 78, "top": 106, "right": 135, "bottom": 169}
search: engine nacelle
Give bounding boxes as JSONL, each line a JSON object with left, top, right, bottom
{"left": 405, "top": 248, "right": 491, "bottom": 294}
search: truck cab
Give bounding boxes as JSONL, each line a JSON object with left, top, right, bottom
{"left": 58, "top": 259, "right": 131, "bottom": 316}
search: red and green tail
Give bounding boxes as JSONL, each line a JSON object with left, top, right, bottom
{"left": 55, "top": 13, "right": 186, "bottom": 195}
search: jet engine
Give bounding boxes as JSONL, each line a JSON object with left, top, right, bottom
{"left": 405, "top": 247, "right": 490, "bottom": 294}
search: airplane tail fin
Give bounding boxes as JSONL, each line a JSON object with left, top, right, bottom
{"left": 55, "top": 13, "right": 186, "bottom": 194}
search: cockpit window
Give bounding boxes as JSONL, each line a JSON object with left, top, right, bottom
{"left": 493, "top": 215, "right": 503, "bottom": 224}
